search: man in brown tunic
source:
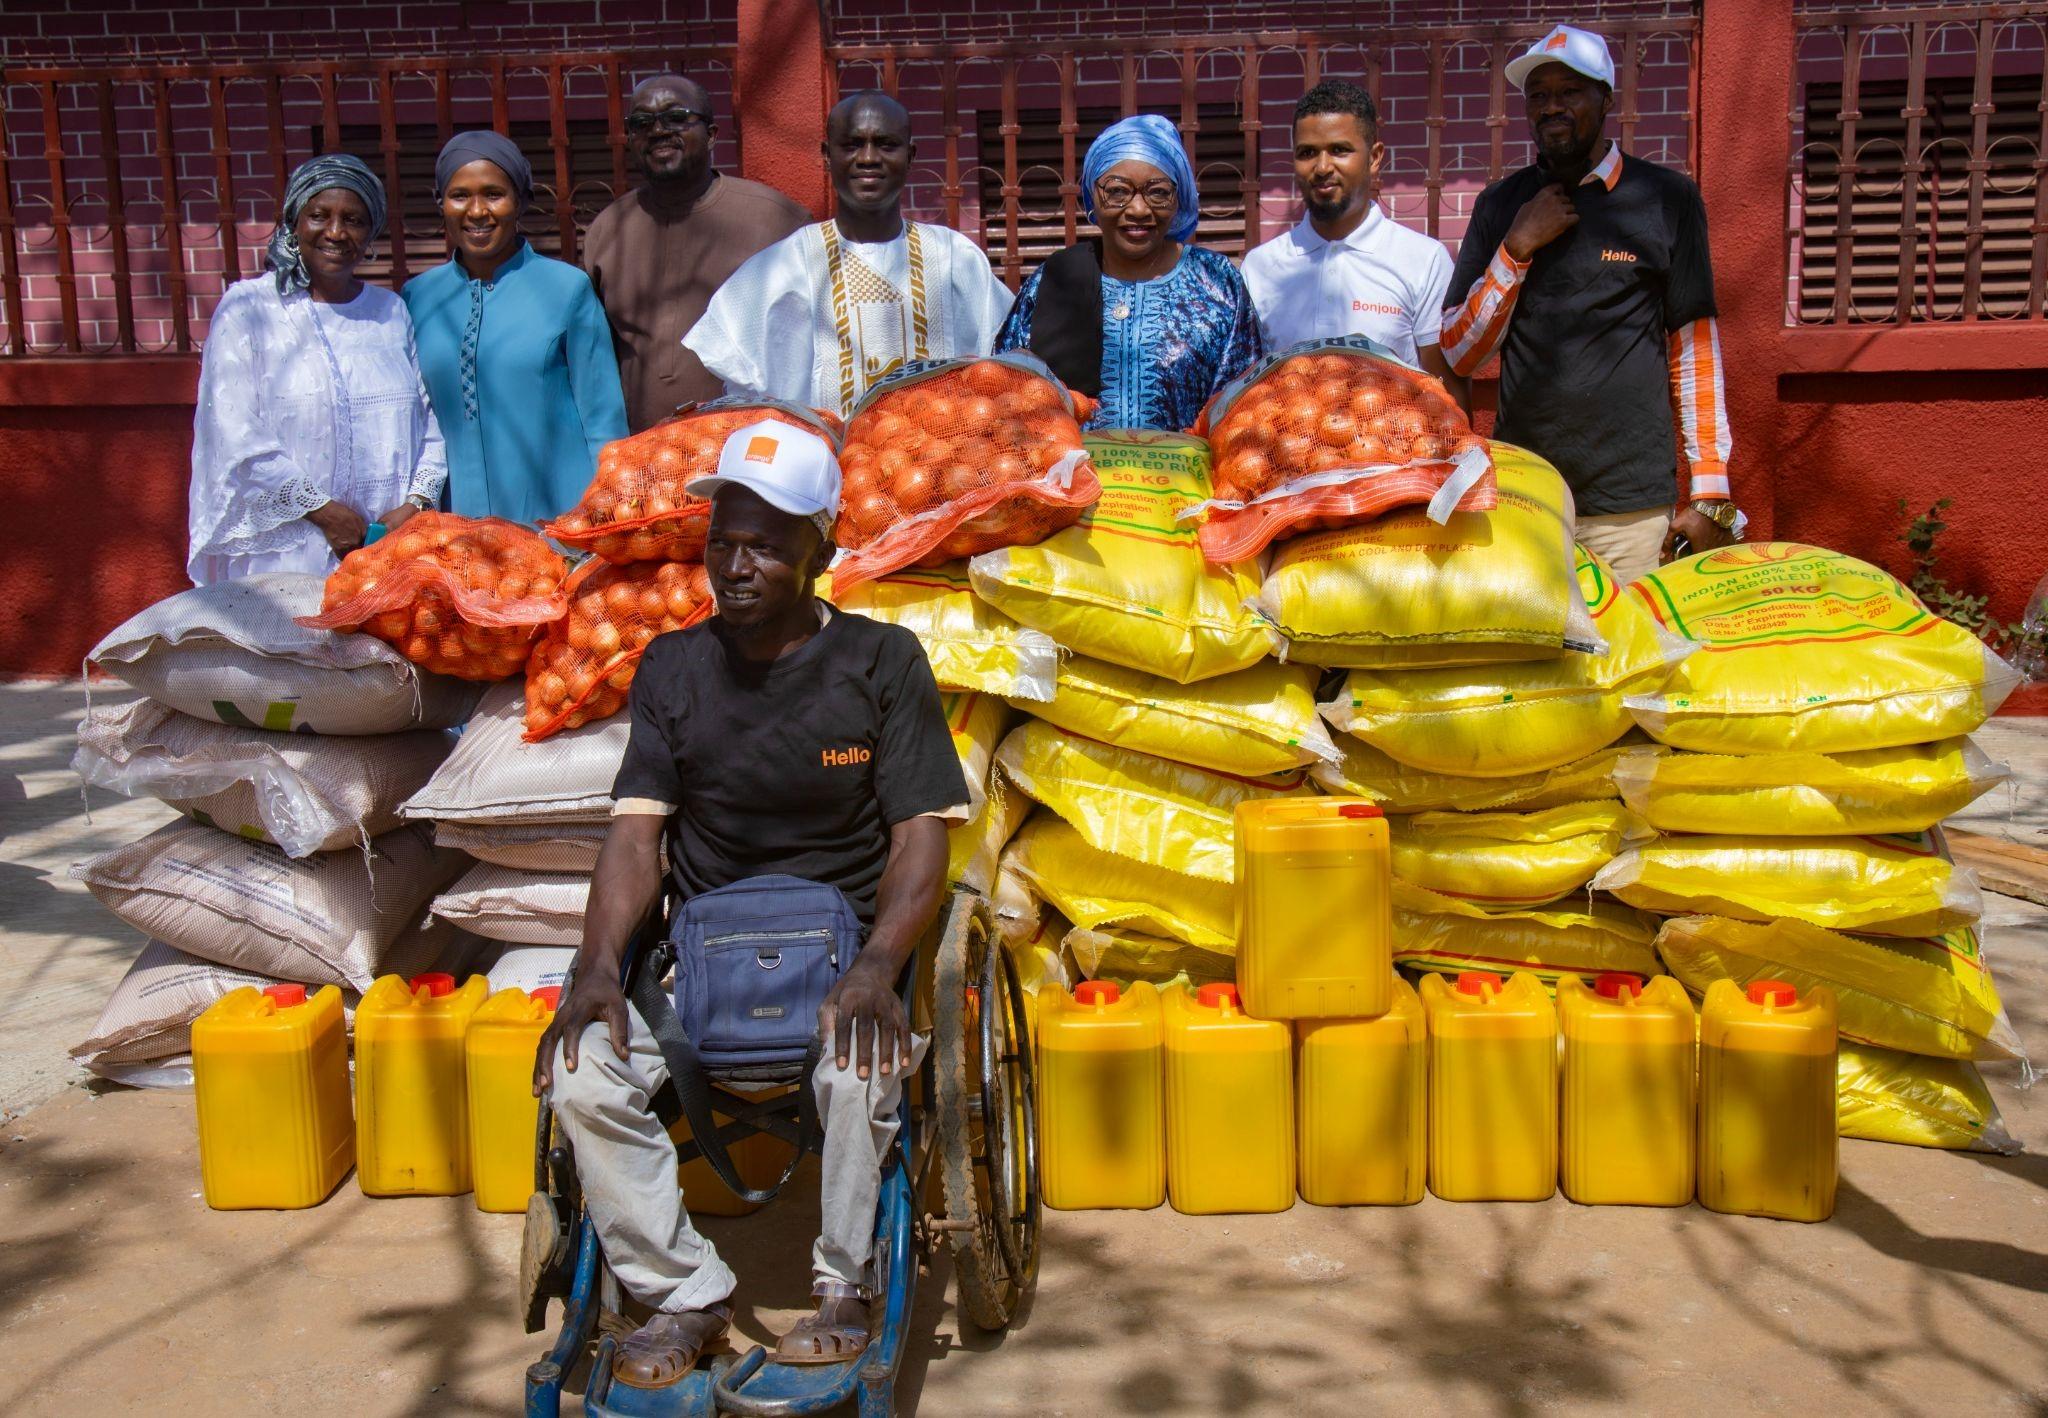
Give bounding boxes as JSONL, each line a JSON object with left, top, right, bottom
{"left": 583, "top": 74, "right": 811, "bottom": 430}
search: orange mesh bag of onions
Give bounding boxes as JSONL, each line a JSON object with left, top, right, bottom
{"left": 1188, "top": 336, "right": 1497, "bottom": 564}
{"left": 522, "top": 559, "right": 715, "bottom": 741}
{"left": 543, "top": 399, "right": 842, "bottom": 563}
{"left": 298, "top": 512, "right": 568, "bottom": 682}
{"left": 828, "top": 353, "right": 1103, "bottom": 595}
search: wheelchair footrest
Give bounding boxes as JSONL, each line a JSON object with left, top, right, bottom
{"left": 711, "top": 1345, "right": 864, "bottom": 1416}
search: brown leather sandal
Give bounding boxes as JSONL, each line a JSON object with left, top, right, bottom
{"left": 773, "top": 1282, "right": 873, "bottom": 1366}
{"left": 610, "top": 1301, "right": 734, "bottom": 1389}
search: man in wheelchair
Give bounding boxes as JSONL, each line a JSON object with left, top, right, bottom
{"left": 531, "top": 419, "right": 969, "bottom": 1390}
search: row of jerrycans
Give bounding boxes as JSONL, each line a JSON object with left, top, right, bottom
{"left": 191, "top": 973, "right": 793, "bottom": 1212}
{"left": 1035, "top": 971, "right": 1839, "bottom": 1222}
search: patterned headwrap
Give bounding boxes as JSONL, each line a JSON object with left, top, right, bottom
{"left": 265, "top": 153, "right": 387, "bottom": 295}
{"left": 1080, "top": 113, "right": 1201, "bottom": 244}
{"left": 434, "top": 130, "right": 534, "bottom": 206}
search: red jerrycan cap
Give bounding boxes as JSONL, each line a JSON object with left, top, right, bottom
{"left": 1195, "top": 983, "right": 1240, "bottom": 1010}
{"left": 531, "top": 986, "right": 562, "bottom": 1012}
{"left": 1595, "top": 972, "right": 1643, "bottom": 1001}
{"left": 1456, "top": 971, "right": 1503, "bottom": 998}
{"left": 1747, "top": 979, "right": 1797, "bottom": 1008}
{"left": 1336, "top": 803, "right": 1383, "bottom": 819}
{"left": 410, "top": 972, "right": 456, "bottom": 998}
{"left": 262, "top": 983, "right": 307, "bottom": 1008}
{"left": 1074, "top": 981, "right": 1120, "bottom": 1006}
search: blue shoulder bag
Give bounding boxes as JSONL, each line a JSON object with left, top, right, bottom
{"left": 626, "top": 874, "right": 864, "bottom": 1203}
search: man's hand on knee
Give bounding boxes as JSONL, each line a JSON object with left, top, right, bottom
{"left": 533, "top": 975, "right": 632, "bottom": 1095}
{"left": 818, "top": 958, "right": 913, "bottom": 1081}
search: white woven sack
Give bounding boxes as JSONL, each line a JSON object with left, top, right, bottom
{"left": 89, "top": 573, "right": 482, "bottom": 735}
{"left": 403, "top": 681, "right": 628, "bottom": 827}
{"left": 431, "top": 862, "right": 589, "bottom": 946}
{"left": 69, "top": 920, "right": 479, "bottom": 1075}
{"left": 474, "top": 943, "right": 577, "bottom": 995}
{"left": 433, "top": 819, "right": 609, "bottom": 872}
{"left": 74, "top": 699, "right": 453, "bottom": 857}
{"left": 72, "top": 820, "right": 467, "bottom": 990}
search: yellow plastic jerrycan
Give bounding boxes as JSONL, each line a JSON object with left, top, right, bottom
{"left": 1162, "top": 983, "right": 1294, "bottom": 1214}
{"left": 1699, "top": 978, "right": 1839, "bottom": 1222}
{"left": 191, "top": 983, "right": 354, "bottom": 1210}
{"left": 355, "top": 971, "right": 490, "bottom": 1197}
{"left": 1558, "top": 973, "right": 1697, "bottom": 1207}
{"left": 465, "top": 985, "right": 561, "bottom": 1214}
{"left": 1036, "top": 980, "right": 1165, "bottom": 1210}
{"left": 666, "top": 1086, "right": 802, "bottom": 1218}
{"left": 1296, "top": 976, "right": 1425, "bottom": 1206}
{"left": 1234, "top": 797, "right": 1392, "bottom": 1020}
{"left": 1422, "top": 971, "right": 1557, "bottom": 1202}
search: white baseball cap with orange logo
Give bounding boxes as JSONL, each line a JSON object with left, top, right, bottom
{"left": 1505, "top": 24, "right": 1616, "bottom": 93}
{"left": 689, "top": 419, "right": 842, "bottom": 537}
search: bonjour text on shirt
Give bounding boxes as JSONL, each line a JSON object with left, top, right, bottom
{"left": 1440, "top": 143, "right": 1732, "bottom": 508}
{"left": 1240, "top": 203, "right": 1455, "bottom": 367}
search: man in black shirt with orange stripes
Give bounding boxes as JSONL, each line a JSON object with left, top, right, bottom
{"left": 1443, "top": 23, "right": 1743, "bottom": 584}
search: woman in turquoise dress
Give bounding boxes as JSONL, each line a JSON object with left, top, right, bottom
{"left": 404, "top": 130, "right": 628, "bottom": 526}
{"left": 994, "top": 113, "right": 1262, "bottom": 431}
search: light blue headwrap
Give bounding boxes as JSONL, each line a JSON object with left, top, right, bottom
{"left": 265, "top": 154, "right": 388, "bottom": 294}
{"left": 1080, "top": 113, "right": 1200, "bottom": 244}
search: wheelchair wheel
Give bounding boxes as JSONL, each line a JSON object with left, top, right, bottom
{"left": 931, "top": 890, "right": 1041, "bottom": 1331}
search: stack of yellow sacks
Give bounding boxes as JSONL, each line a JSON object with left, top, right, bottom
{"left": 1587, "top": 543, "right": 2025, "bottom": 1153}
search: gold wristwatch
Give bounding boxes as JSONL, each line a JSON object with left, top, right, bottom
{"left": 1694, "top": 499, "right": 1743, "bottom": 537}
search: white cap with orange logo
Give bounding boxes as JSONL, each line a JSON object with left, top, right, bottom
{"left": 1505, "top": 24, "right": 1616, "bottom": 93}
{"left": 688, "top": 420, "right": 842, "bottom": 538}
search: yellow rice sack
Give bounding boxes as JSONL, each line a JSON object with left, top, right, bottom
{"left": 1062, "top": 924, "right": 1233, "bottom": 988}
{"left": 1836, "top": 1042, "right": 2019, "bottom": 1154}
{"left": 1390, "top": 800, "right": 1651, "bottom": 907}
{"left": 947, "top": 770, "right": 1029, "bottom": 895}
{"left": 1612, "top": 737, "right": 2010, "bottom": 836}
{"left": 1595, "top": 828, "right": 1982, "bottom": 937}
{"left": 1313, "top": 733, "right": 1646, "bottom": 812}
{"left": 969, "top": 433, "right": 1274, "bottom": 683}
{"left": 828, "top": 563, "right": 1058, "bottom": 701}
{"left": 1000, "top": 814, "right": 1235, "bottom": 951}
{"left": 1392, "top": 884, "right": 1662, "bottom": 991}
{"left": 995, "top": 718, "right": 1314, "bottom": 884}
{"left": 1654, "top": 913, "right": 2023, "bottom": 1061}
{"left": 943, "top": 691, "right": 1010, "bottom": 824}
{"left": 1012, "top": 653, "right": 1337, "bottom": 776}
{"left": 1255, "top": 443, "right": 1599, "bottom": 668}
{"left": 1624, "top": 543, "right": 2022, "bottom": 754}
{"left": 1319, "top": 547, "right": 1691, "bottom": 776}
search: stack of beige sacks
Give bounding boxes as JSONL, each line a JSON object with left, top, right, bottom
{"left": 69, "top": 574, "right": 487, "bottom": 1084}
{"left": 849, "top": 434, "right": 2031, "bottom": 1156}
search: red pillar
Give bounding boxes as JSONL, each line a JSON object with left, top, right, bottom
{"left": 734, "top": 0, "right": 833, "bottom": 218}
{"left": 1694, "top": 0, "right": 1794, "bottom": 540}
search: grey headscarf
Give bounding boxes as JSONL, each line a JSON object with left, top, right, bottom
{"left": 265, "top": 153, "right": 387, "bottom": 294}
{"left": 434, "top": 130, "right": 534, "bottom": 206}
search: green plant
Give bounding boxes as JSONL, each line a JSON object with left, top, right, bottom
{"left": 1898, "top": 499, "right": 2043, "bottom": 671}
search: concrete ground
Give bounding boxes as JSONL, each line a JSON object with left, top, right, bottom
{"left": 3, "top": 680, "right": 2045, "bottom": 1415}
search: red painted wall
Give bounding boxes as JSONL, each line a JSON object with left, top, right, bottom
{"left": 0, "top": 400, "right": 190, "bottom": 675}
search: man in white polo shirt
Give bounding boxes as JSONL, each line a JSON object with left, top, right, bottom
{"left": 1242, "top": 80, "right": 1467, "bottom": 409}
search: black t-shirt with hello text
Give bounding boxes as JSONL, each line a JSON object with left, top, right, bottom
{"left": 1446, "top": 151, "right": 1717, "bottom": 517}
{"left": 611, "top": 609, "right": 967, "bottom": 926}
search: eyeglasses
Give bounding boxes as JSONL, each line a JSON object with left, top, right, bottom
{"left": 626, "top": 108, "right": 710, "bottom": 135}
{"left": 1094, "top": 178, "right": 1178, "bottom": 213}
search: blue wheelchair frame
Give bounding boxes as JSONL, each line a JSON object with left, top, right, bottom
{"left": 522, "top": 888, "right": 1037, "bottom": 1418}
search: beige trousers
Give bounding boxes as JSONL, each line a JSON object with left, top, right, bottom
{"left": 1577, "top": 505, "right": 1673, "bottom": 586}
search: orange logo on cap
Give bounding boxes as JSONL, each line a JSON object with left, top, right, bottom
{"left": 1545, "top": 30, "right": 1568, "bottom": 49}
{"left": 743, "top": 435, "right": 780, "bottom": 464}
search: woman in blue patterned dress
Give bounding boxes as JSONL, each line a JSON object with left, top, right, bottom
{"left": 994, "top": 113, "right": 1261, "bottom": 431}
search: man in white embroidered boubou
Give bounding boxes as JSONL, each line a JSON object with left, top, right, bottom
{"left": 684, "top": 91, "right": 1013, "bottom": 419}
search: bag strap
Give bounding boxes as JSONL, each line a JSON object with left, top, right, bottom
{"left": 626, "top": 951, "right": 819, "bottom": 1207}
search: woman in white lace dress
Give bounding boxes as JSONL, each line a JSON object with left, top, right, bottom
{"left": 187, "top": 154, "right": 446, "bottom": 584}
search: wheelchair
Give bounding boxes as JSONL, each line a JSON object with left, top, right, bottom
{"left": 521, "top": 887, "right": 1040, "bottom": 1418}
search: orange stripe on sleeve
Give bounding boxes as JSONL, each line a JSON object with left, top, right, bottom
{"left": 1668, "top": 316, "right": 1732, "bottom": 501}
{"left": 1443, "top": 243, "right": 1530, "bottom": 376}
